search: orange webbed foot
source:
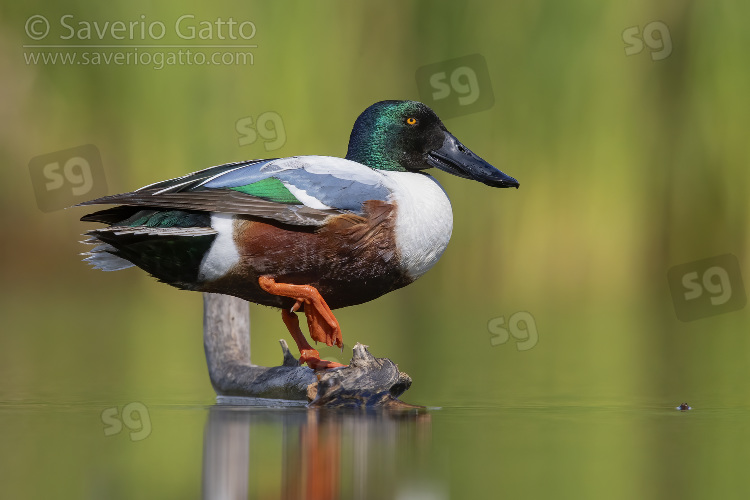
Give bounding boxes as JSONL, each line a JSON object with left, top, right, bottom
{"left": 303, "top": 301, "right": 343, "bottom": 349}
{"left": 260, "top": 276, "right": 343, "bottom": 349}
{"left": 265, "top": 280, "right": 347, "bottom": 371}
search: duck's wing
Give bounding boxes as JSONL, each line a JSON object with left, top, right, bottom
{"left": 79, "top": 156, "right": 394, "bottom": 227}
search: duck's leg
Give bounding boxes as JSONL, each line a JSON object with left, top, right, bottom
{"left": 281, "top": 307, "right": 345, "bottom": 370}
{"left": 259, "top": 276, "right": 343, "bottom": 348}
{"left": 259, "top": 276, "right": 345, "bottom": 370}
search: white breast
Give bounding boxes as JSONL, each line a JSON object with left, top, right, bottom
{"left": 380, "top": 171, "right": 453, "bottom": 280}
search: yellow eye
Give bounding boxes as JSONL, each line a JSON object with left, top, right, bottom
{"left": 406, "top": 117, "right": 418, "bottom": 126}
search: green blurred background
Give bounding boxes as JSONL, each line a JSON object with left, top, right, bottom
{"left": 2, "top": 1, "right": 750, "bottom": 499}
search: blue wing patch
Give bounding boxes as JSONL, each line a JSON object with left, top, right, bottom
{"left": 200, "top": 156, "right": 392, "bottom": 212}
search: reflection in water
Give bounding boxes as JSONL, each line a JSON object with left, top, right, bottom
{"left": 201, "top": 403, "right": 440, "bottom": 500}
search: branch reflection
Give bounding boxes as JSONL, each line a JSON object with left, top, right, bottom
{"left": 202, "top": 403, "right": 439, "bottom": 499}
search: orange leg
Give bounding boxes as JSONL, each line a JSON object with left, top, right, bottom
{"left": 260, "top": 276, "right": 345, "bottom": 370}
{"left": 281, "top": 308, "right": 344, "bottom": 370}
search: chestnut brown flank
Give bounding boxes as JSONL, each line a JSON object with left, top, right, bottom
{"left": 200, "top": 200, "right": 412, "bottom": 310}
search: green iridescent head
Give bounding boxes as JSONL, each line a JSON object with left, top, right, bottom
{"left": 345, "top": 100, "right": 519, "bottom": 188}
{"left": 346, "top": 100, "right": 445, "bottom": 172}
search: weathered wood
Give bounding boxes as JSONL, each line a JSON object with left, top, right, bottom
{"left": 203, "top": 293, "right": 315, "bottom": 400}
{"left": 203, "top": 293, "right": 417, "bottom": 407}
{"left": 308, "top": 343, "right": 417, "bottom": 409}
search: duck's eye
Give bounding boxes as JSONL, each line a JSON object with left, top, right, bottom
{"left": 406, "top": 117, "right": 418, "bottom": 126}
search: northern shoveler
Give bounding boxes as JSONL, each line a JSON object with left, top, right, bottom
{"left": 80, "top": 100, "right": 519, "bottom": 369}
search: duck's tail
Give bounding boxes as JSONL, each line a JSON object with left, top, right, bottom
{"left": 80, "top": 237, "right": 135, "bottom": 271}
{"left": 79, "top": 207, "right": 218, "bottom": 290}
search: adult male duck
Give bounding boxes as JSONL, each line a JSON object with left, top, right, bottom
{"left": 79, "top": 100, "right": 519, "bottom": 369}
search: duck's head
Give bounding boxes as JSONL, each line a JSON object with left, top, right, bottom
{"left": 345, "top": 100, "right": 519, "bottom": 189}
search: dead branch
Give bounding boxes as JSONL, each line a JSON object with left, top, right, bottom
{"left": 203, "top": 293, "right": 417, "bottom": 408}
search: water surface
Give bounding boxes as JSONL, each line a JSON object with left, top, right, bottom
{"left": 3, "top": 398, "right": 748, "bottom": 499}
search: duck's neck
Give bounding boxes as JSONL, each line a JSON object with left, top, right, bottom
{"left": 346, "top": 145, "right": 404, "bottom": 172}
{"left": 345, "top": 113, "right": 406, "bottom": 172}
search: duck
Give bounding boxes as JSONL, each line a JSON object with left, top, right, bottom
{"left": 79, "top": 100, "right": 519, "bottom": 370}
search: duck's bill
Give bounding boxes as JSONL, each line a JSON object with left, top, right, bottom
{"left": 426, "top": 131, "right": 519, "bottom": 188}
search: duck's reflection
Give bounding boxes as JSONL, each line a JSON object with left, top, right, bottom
{"left": 202, "top": 402, "right": 438, "bottom": 500}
